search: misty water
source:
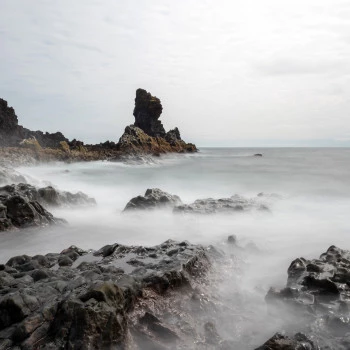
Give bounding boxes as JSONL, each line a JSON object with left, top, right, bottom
{"left": 1, "top": 147, "right": 350, "bottom": 347}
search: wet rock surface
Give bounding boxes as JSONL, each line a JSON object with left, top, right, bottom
{"left": 124, "top": 188, "right": 182, "bottom": 211}
{"left": 0, "top": 240, "right": 212, "bottom": 349}
{"left": 0, "top": 183, "right": 95, "bottom": 231}
{"left": 124, "top": 189, "right": 277, "bottom": 215}
{"left": 255, "top": 332, "right": 318, "bottom": 350}
{"left": 0, "top": 183, "right": 96, "bottom": 208}
{"left": 174, "top": 194, "right": 270, "bottom": 214}
{"left": 259, "top": 246, "right": 350, "bottom": 349}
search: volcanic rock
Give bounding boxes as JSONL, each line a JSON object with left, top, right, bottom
{"left": 261, "top": 245, "right": 350, "bottom": 349}
{"left": 255, "top": 332, "right": 318, "bottom": 350}
{"left": 0, "top": 239, "right": 211, "bottom": 349}
{"left": 116, "top": 89, "right": 197, "bottom": 155}
{"left": 0, "top": 183, "right": 95, "bottom": 231}
{"left": 174, "top": 194, "right": 270, "bottom": 214}
{"left": 0, "top": 183, "right": 96, "bottom": 208}
{"left": 124, "top": 188, "right": 182, "bottom": 211}
{"left": 0, "top": 98, "right": 68, "bottom": 148}
{"left": 133, "top": 88, "right": 165, "bottom": 137}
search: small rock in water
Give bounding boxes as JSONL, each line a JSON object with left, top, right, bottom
{"left": 227, "top": 235, "right": 237, "bottom": 244}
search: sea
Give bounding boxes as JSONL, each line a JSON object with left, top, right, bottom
{"left": 1, "top": 147, "right": 349, "bottom": 347}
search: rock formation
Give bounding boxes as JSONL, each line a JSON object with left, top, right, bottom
{"left": 133, "top": 88, "right": 165, "bottom": 137}
{"left": 0, "top": 239, "right": 212, "bottom": 349}
{"left": 0, "top": 183, "right": 96, "bottom": 231}
{"left": 0, "top": 89, "right": 197, "bottom": 161}
{"left": 257, "top": 245, "right": 350, "bottom": 349}
{"left": 123, "top": 189, "right": 277, "bottom": 214}
{"left": 0, "top": 98, "right": 69, "bottom": 148}
{"left": 116, "top": 89, "right": 197, "bottom": 155}
{"left": 124, "top": 188, "right": 182, "bottom": 211}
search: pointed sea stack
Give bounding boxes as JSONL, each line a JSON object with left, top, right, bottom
{"left": 116, "top": 89, "right": 197, "bottom": 154}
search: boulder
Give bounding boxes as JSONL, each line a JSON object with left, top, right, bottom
{"left": 0, "top": 183, "right": 96, "bottom": 231}
{"left": 0, "top": 183, "right": 96, "bottom": 208}
{"left": 124, "top": 188, "right": 182, "bottom": 211}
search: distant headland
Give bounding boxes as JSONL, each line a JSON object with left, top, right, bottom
{"left": 0, "top": 89, "right": 197, "bottom": 164}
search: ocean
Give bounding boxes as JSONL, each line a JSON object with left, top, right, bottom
{"left": 1, "top": 147, "right": 350, "bottom": 347}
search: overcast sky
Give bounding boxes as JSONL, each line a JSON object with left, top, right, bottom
{"left": 1, "top": 0, "right": 350, "bottom": 146}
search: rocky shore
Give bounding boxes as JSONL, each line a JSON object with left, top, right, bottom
{"left": 0, "top": 239, "right": 213, "bottom": 349}
{"left": 0, "top": 89, "right": 197, "bottom": 166}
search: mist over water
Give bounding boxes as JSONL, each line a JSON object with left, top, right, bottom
{"left": 1, "top": 147, "right": 350, "bottom": 347}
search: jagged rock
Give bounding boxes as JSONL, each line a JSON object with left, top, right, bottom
{"left": 255, "top": 332, "right": 318, "bottom": 350}
{"left": 0, "top": 98, "right": 68, "bottom": 148}
{"left": 0, "top": 183, "right": 95, "bottom": 231}
{"left": 0, "top": 240, "right": 211, "bottom": 349}
{"left": 133, "top": 88, "right": 165, "bottom": 137}
{"left": 115, "top": 89, "right": 197, "bottom": 155}
{"left": 1, "top": 194, "right": 61, "bottom": 230}
{"left": 124, "top": 188, "right": 182, "bottom": 211}
{"left": 0, "top": 183, "right": 96, "bottom": 208}
{"left": 116, "top": 125, "right": 196, "bottom": 155}
{"left": 174, "top": 194, "right": 270, "bottom": 214}
{"left": 263, "top": 246, "right": 350, "bottom": 348}
{"left": 165, "top": 127, "right": 182, "bottom": 145}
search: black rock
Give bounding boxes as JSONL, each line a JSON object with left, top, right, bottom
{"left": 0, "top": 239, "right": 211, "bottom": 349}
{"left": 174, "top": 194, "right": 270, "bottom": 214}
{"left": 133, "top": 88, "right": 165, "bottom": 137}
{"left": 124, "top": 188, "right": 182, "bottom": 211}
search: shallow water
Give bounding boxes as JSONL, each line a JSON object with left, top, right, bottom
{"left": 1, "top": 147, "right": 350, "bottom": 347}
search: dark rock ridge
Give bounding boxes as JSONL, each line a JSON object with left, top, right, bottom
{"left": 0, "top": 239, "right": 212, "bottom": 349}
{"left": 0, "top": 190, "right": 63, "bottom": 232}
{"left": 0, "top": 98, "right": 68, "bottom": 148}
{"left": 124, "top": 188, "right": 182, "bottom": 211}
{"left": 258, "top": 246, "right": 350, "bottom": 349}
{"left": 124, "top": 188, "right": 275, "bottom": 214}
{"left": 116, "top": 89, "right": 197, "bottom": 155}
{"left": 174, "top": 194, "right": 270, "bottom": 214}
{"left": 1, "top": 89, "right": 197, "bottom": 161}
{"left": 0, "top": 183, "right": 96, "bottom": 231}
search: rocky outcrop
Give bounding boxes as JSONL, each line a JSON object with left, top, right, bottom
{"left": 174, "top": 194, "right": 270, "bottom": 214}
{"left": 0, "top": 184, "right": 96, "bottom": 209}
{"left": 255, "top": 332, "right": 318, "bottom": 350}
{"left": 0, "top": 240, "right": 211, "bottom": 349}
{"left": 133, "top": 88, "right": 165, "bottom": 138}
{"left": 259, "top": 246, "right": 350, "bottom": 349}
{"left": 124, "top": 190, "right": 277, "bottom": 214}
{"left": 0, "top": 192, "right": 63, "bottom": 231}
{"left": 116, "top": 125, "right": 197, "bottom": 155}
{"left": 0, "top": 98, "right": 68, "bottom": 148}
{"left": 0, "top": 183, "right": 96, "bottom": 231}
{"left": 116, "top": 89, "right": 197, "bottom": 155}
{"left": 124, "top": 188, "right": 182, "bottom": 211}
